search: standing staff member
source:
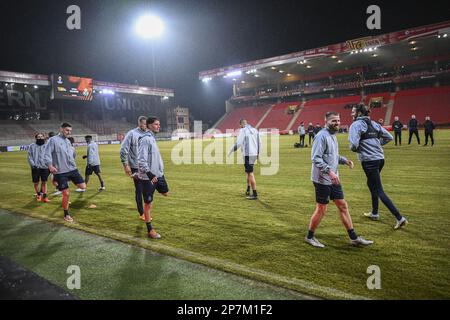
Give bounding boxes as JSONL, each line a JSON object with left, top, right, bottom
{"left": 408, "top": 114, "right": 420, "bottom": 145}
{"left": 28, "top": 133, "right": 50, "bottom": 202}
{"left": 392, "top": 116, "right": 403, "bottom": 146}
{"left": 349, "top": 104, "right": 408, "bottom": 230}
{"left": 120, "top": 116, "right": 148, "bottom": 220}
{"left": 83, "top": 135, "right": 105, "bottom": 190}
{"left": 298, "top": 122, "right": 306, "bottom": 147}
{"left": 44, "top": 123, "right": 86, "bottom": 222}
{"left": 228, "top": 119, "right": 261, "bottom": 200}
{"left": 307, "top": 122, "right": 315, "bottom": 146}
{"left": 423, "top": 116, "right": 436, "bottom": 146}
{"left": 305, "top": 112, "right": 373, "bottom": 248}
{"left": 138, "top": 116, "right": 169, "bottom": 239}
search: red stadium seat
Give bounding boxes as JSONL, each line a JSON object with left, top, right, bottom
{"left": 258, "top": 102, "right": 300, "bottom": 130}
{"left": 391, "top": 87, "right": 450, "bottom": 125}
{"left": 215, "top": 105, "right": 271, "bottom": 132}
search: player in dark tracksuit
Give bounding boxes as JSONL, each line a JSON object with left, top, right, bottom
{"left": 408, "top": 115, "right": 420, "bottom": 145}
{"left": 423, "top": 116, "right": 436, "bottom": 146}
{"left": 307, "top": 123, "right": 315, "bottom": 146}
{"left": 392, "top": 116, "right": 403, "bottom": 146}
{"left": 349, "top": 104, "right": 408, "bottom": 230}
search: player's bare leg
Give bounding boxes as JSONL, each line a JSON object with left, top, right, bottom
{"left": 305, "top": 203, "right": 327, "bottom": 248}
{"left": 34, "top": 183, "right": 40, "bottom": 201}
{"left": 41, "top": 181, "right": 49, "bottom": 202}
{"left": 95, "top": 172, "right": 105, "bottom": 190}
{"left": 62, "top": 189, "right": 73, "bottom": 222}
{"left": 334, "top": 199, "right": 373, "bottom": 246}
{"left": 144, "top": 202, "right": 161, "bottom": 239}
{"left": 246, "top": 173, "right": 258, "bottom": 199}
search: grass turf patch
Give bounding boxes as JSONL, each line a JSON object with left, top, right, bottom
{"left": 0, "top": 130, "right": 449, "bottom": 299}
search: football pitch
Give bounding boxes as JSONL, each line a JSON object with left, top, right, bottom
{"left": 1, "top": 131, "right": 449, "bottom": 299}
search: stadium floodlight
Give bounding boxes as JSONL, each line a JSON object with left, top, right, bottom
{"left": 443, "top": 34, "right": 448, "bottom": 38}
{"left": 254, "top": 74, "right": 260, "bottom": 78}
{"left": 202, "top": 77, "right": 212, "bottom": 83}
{"left": 135, "top": 14, "right": 164, "bottom": 39}
{"left": 34, "top": 85, "right": 38, "bottom": 89}
{"left": 226, "top": 70, "right": 242, "bottom": 78}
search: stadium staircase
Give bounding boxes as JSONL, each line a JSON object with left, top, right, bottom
{"left": 255, "top": 105, "right": 274, "bottom": 129}
{"left": 258, "top": 102, "right": 301, "bottom": 131}
{"left": 211, "top": 112, "right": 229, "bottom": 131}
{"left": 286, "top": 101, "right": 305, "bottom": 131}
{"left": 384, "top": 93, "right": 396, "bottom": 125}
{"left": 292, "top": 96, "right": 361, "bottom": 128}
{"left": 215, "top": 105, "right": 270, "bottom": 132}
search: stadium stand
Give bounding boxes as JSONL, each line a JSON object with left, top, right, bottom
{"left": 212, "top": 85, "right": 450, "bottom": 132}
{"left": 215, "top": 105, "right": 270, "bottom": 132}
{"left": 0, "top": 119, "right": 137, "bottom": 146}
{"left": 258, "top": 102, "right": 301, "bottom": 130}
{"left": 391, "top": 86, "right": 450, "bottom": 125}
{"left": 292, "top": 95, "right": 361, "bottom": 128}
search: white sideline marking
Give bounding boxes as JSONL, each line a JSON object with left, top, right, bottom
{"left": 1, "top": 210, "right": 371, "bottom": 300}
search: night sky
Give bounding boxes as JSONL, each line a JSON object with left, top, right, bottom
{"left": 1, "top": 0, "right": 449, "bottom": 125}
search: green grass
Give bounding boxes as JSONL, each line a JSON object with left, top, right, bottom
{"left": 0, "top": 210, "right": 308, "bottom": 300}
{"left": 0, "top": 130, "right": 449, "bottom": 299}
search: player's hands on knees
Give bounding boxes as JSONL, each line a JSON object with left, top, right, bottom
{"left": 123, "top": 165, "right": 132, "bottom": 176}
{"left": 329, "top": 170, "right": 340, "bottom": 185}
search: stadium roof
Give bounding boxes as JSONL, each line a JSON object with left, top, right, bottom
{"left": 0, "top": 70, "right": 174, "bottom": 97}
{"left": 199, "top": 20, "right": 450, "bottom": 86}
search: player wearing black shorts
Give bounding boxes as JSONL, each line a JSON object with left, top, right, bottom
{"left": 82, "top": 135, "right": 105, "bottom": 191}
{"left": 305, "top": 112, "right": 373, "bottom": 248}
{"left": 228, "top": 119, "right": 261, "bottom": 200}
{"left": 44, "top": 123, "right": 86, "bottom": 222}
{"left": 137, "top": 117, "right": 169, "bottom": 239}
{"left": 28, "top": 133, "right": 50, "bottom": 202}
